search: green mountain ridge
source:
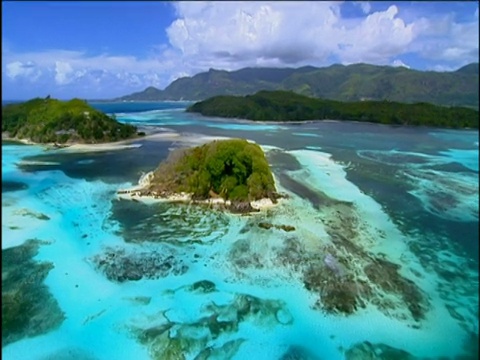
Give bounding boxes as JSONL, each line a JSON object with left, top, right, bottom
{"left": 117, "top": 63, "right": 479, "bottom": 109}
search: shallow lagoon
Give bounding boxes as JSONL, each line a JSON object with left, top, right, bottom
{"left": 2, "top": 102, "right": 478, "bottom": 359}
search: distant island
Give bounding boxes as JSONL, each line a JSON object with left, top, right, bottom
{"left": 116, "top": 62, "right": 479, "bottom": 109}
{"left": 2, "top": 97, "right": 139, "bottom": 144}
{"left": 118, "top": 139, "right": 280, "bottom": 213}
{"left": 187, "top": 90, "right": 479, "bottom": 129}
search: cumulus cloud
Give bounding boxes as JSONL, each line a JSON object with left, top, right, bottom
{"left": 163, "top": 1, "right": 478, "bottom": 74}
{"left": 2, "top": 48, "right": 179, "bottom": 98}
{"left": 335, "top": 5, "right": 415, "bottom": 64}
{"left": 55, "top": 61, "right": 74, "bottom": 85}
{"left": 354, "top": 1, "right": 371, "bottom": 14}
{"left": 6, "top": 61, "right": 41, "bottom": 80}
{"left": 410, "top": 14, "right": 478, "bottom": 66}
{"left": 167, "top": 2, "right": 344, "bottom": 68}
{"left": 164, "top": 2, "right": 424, "bottom": 70}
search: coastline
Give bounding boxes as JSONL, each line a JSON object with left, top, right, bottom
{"left": 1, "top": 129, "right": 197, "bottom": 152}
{"left": 116, "top": 171, "right": 280, "bottom": 212}
{"left": 117, "top": 188, "right": 279, "bottom": 212}
{"left": 2, "top": 132, "right": 145, "bottom": 150}
{"left": 1, "top": 133, "right": 145, "bottom": 153}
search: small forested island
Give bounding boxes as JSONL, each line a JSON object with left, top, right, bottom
{"left": 187, "top": 90, "right": 479, "bottom": 129}
{"left": 118, "top": 139, "right": 280, "bottom": 213}
{"left": 2, "top": 97, "right": 138, "bottom": 144}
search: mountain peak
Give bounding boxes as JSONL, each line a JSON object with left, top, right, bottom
{"left": 456, "top": 63, "right": 479, "bottom": 75}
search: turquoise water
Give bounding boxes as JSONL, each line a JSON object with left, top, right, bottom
{"left": 2, "top": 102, "right": 478, "bottom": 359}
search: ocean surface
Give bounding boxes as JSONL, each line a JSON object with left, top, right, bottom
{"left": 2, "top": 101, "right": 478, "bottom": 360}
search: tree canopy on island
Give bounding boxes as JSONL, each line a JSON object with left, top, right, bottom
{"left": 2, "top": 97, "right": 138, "bottom": 144}
{"left": 147, "top": 139, "right": 277, "bottom": 202}
{"left": 187, "top": 90, "right": 479, "bottom": 129}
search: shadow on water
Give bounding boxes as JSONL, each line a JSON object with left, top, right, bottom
{"left": 276, "top": 172, "right": 349, "bottom": 210}
{"left": 15, "top": 140, "right": 174, "bottom": 184}
{"left": 2, "top": 181, "right": 29, "bottom": 193}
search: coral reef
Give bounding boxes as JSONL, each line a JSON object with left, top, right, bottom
{"left": 129, "top": 285, "right": 292, "bottom": 359}
{"left": 2, "top": 239, "right": 65, "bottom": 346}
{"left": 91, "top": 247, "right": 188, "bottom": 282}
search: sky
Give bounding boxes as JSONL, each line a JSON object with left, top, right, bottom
{"left": 2, "top": 1, "right": 479, "bottom": 100}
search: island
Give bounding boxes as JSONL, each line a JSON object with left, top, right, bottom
{"left": 187, "top": 90, "right": 479, "bottom": 129}
{"left": 2, "top": 97, "right": 139, "bottom": 144}
{"left": 117, "top": 138, "right": 280, "bottom": 213}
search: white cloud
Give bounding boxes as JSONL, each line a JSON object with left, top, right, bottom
{"left": 167, "top": 2, "right": 342, "bottom": 67}
{"left": 354, "top": 1, "right": 371, "bottom": 15}
{"left": 410, "top": 15, "right": 478, "bottom": 64}
{"left": 6, "top": 61, "right": 42, "bottom": 81}
{"left": 164, "top": 2, "right": 421, "bottom": 69}
{"left": 164, "top": 1, "right": 478, "bottom": 73}
{"left": 429, "top": 64, "right": 458, "bottom": 72}
{"left": 55, "top": 61, "right": 74, "bottom": 85}
{"left": 392, "top": 59, "right": 410, "bottom": 68}
{"left": 336, "top": 5, "right": 415, "bottom": 64}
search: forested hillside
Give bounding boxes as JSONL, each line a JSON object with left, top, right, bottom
{"left": 187, "top": 91, "right": 479, "bottom": 129}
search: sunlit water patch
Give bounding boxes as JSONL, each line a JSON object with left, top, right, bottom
{"left": 402, "top": 169, "right": 478, "bottom": 222}
{"left": 437, "top": 148, "right": 479, "bottom": 171}
{"left": 356, "top": 148, "right": 479, "bottom": 223}
{"left": 205, "top": 122, "right": 286, "bottom": 131}
{"left": 292, "top": 132, "right": 322, "bottom": 138}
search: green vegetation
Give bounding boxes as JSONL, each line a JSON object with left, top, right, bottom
{"left": 118, "top": 63, "right": 479, "bottom": 109}
{"left": 147, "top": 139, "right": 277, "bottom": 202}
{"left": 187, "top": 90, "right": 479, "bottom": 129}
{"left": 2, "top": 97, "right": 138, "bottom": 144}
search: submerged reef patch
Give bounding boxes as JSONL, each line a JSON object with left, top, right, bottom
{"left": 344, "top": 341, "right": 418, "bottom": 360}
{"left": 91, "top": 246, "right": 188, "bottom": 282}
{"left": 128, "top": 285, "right": 292, "bottom": 359}
{"left": 406, "top": 230, "right": 479, "bottom": 334}
{"left": 344, "top": 335, "right": 479, "bottom": 360}
{"left": 2, "top": 239, "right": 65, "bottom": 347}
{"left": 226, "top": 185, "right": 430, "bottom": 324}
{"left": 109, "top": 199, "right": 230, "bottom": 244}
{"left": 279, "top": 345, "right": 322, "bottom": 360}
{"left": 2, "top": 181, "right": 29, "bottom": 193}
{"left": 13, "top": 208, "right": 50, "bottom": 221}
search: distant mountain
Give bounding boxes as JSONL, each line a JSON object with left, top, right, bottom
{"left": 117, "top": 63, "right": 479, "bottom": 109}
{"left": 456, "top": 63, "right": 479, "bottom": 75}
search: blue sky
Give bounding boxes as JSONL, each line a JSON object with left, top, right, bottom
{"left": 2, "top": 1, "right": 478, "bottom": 100}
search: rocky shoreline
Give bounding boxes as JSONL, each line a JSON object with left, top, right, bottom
{"left": 116, "top": 172, "right": 282, "bottom": 214}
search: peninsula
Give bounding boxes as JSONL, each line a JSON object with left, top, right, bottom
{"left": 117, "top": 139, "right": 280, "bottom": 213}
{"left": 2, "top": 97, "right": 139, "bottom": 144}
{"left": 187, "top": 90, "right": 479, "bottom": 129}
